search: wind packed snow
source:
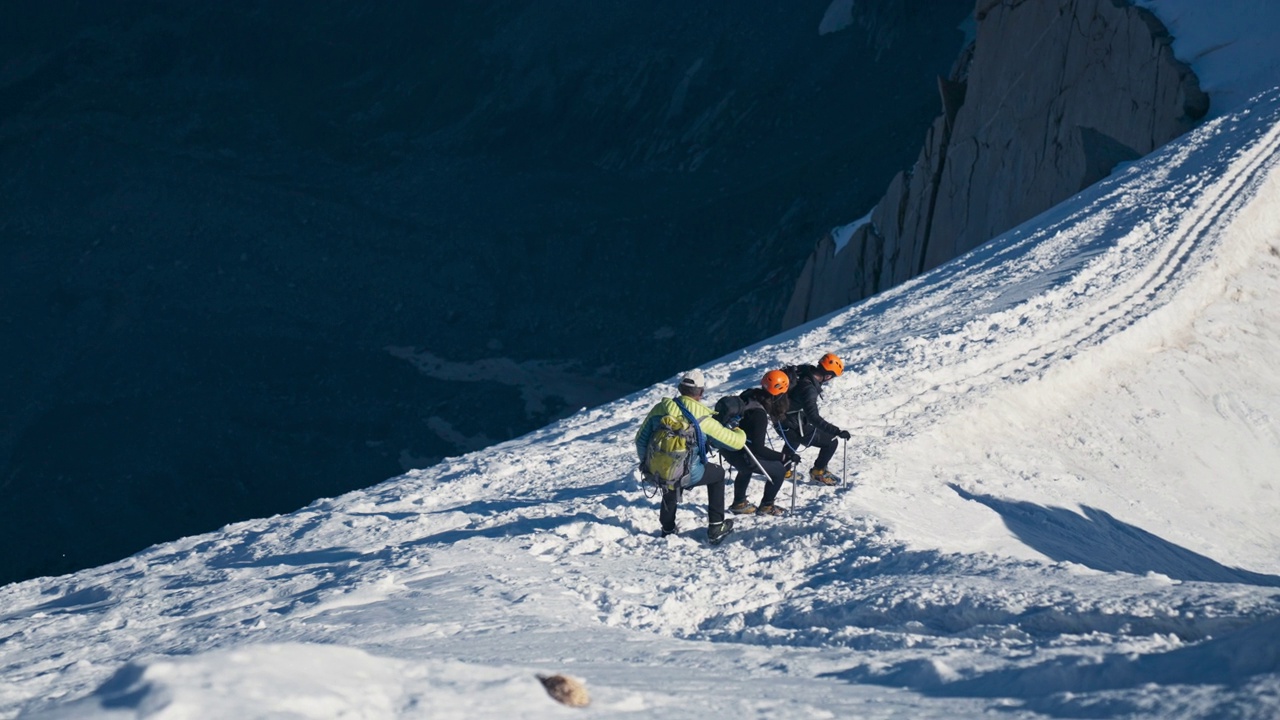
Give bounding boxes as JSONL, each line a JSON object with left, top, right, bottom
{"left": 830, "top": 211, "right": 872, "bottom": 255}
{"left": 1135, "top": 0, "right": 1280, "bottom": 118}
{"left": 3, "top": 82, "right": 1280, "bottom": 718}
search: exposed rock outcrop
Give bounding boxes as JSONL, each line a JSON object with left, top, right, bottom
{"left": 784, "top": 0, "right": 1207, "bottom": 327}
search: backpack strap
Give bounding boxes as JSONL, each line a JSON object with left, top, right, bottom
{"left": 775, "top": 420, "right": 803, "bottom": 452}
{"left": 674, "top": 396, "right": 708, "bottom": 464}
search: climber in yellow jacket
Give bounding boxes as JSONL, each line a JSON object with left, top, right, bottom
{"left": 635, "top": 369, "right": 745, "bottom": 544}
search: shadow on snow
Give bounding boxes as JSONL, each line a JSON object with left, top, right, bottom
{"left": 949, "top": 484, "right": 1280, "bottom": 587}
{"left": 820, "top": 615, "right": 1280, "bottom": 715}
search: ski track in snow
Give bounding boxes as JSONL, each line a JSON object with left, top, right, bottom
{"left": 4, "top": 95, "right": 1280, "bottom": 720}
{"left": 824, "top": 106, "right": 1280, "bottom": 463}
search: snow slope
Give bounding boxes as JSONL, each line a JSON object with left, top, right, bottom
{"left": 2, "top": 77, "right": 1280, "bottom": 718}
{"left": 1136, "top": 0, "right": 1280, "bottom": 118}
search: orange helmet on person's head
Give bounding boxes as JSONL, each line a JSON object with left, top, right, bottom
{"left": 761, "top": 369, "right": 789, "bottom": 396}
{"left": 819, "top": 353, "right": 844, "bottom": 377}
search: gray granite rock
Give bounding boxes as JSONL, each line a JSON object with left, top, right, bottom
{"left": 784, "top": 0, "right": 1207, "bottom": 327}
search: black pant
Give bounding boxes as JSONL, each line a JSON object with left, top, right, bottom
{"left": 726, "top": 452, "right": 786, "bottom": 507}
{"left": 660, "top": 463, "right": 726, "bottom": 532}
{"left": 784, "top": 426, "right": 839, "bottom": 470}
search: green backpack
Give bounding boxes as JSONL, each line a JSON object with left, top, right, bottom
{"left": 644, "top": 400, "right": 706, "bottom": 489}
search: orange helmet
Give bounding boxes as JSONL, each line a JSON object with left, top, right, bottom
{"left": 761, "top": 369, "right": 789, "bottom": 395}
{"left": 819, "top": 352, "right": 844, "bottom": 376}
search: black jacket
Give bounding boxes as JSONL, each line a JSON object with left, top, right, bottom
{"left": 781, "top": 365, "right": 842, "bottom": 437}
{"left": 733, "top": 391, "right": 787, "bottom": 463}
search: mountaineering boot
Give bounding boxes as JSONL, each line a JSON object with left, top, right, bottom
{"left": 728, "top": 500, "right": 757, "bottom": 515}
{"left": 707, "top": 519, "right": 735, "bottom": 545}
{"left": 756, "top": 504, "right": 787, "bottom": 517}
{"left": 661, "top": 525, "right": 679, "bottom": 538}
{"left": 810, "top": 467, "right": 840, "bottom": 486}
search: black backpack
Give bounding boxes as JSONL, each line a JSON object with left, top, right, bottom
{"left": 778, "top": 365, "right": 804, "bottom": 427}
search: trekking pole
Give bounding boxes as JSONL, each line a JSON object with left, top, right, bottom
{"left": 790, "top": 459, "right": 797, "bottom": 514}
{"left": 775, "top": 420, "right": 801, "bottom": 515}
{"left": 741, "top": 445, "right": 772, "bottom": 482}
{"left": 842, "top": 441, "right": 847, "bottom": 488}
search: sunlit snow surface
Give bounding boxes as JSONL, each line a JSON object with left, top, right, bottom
{"left": 3, "top": 80, "right": 1279, "bottom": 718}
{"left": 1135, "top": 0, "right": 1280, "bottom": 119}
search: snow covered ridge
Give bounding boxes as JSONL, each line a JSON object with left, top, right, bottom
{"left": 4, "top": 92, "right": 1280, "bottom": 719}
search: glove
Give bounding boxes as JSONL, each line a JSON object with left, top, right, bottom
{"left": 837, "top": 429, "right": 852, "bottom": 440}
{"left": 783, "top": 448, "right": 801, "bottom": 465}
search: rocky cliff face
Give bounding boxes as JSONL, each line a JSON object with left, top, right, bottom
{"left": 784, "top": 0, "right": 1208, "bottom": 327}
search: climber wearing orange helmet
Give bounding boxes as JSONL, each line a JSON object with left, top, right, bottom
{"left": 777, "top": 353, "right": 851, "bottom": 486}
{"left": 716, "top": 370, "right": 795, "bottom": 516}
{"left": 762, "top": 369, "right": 790, "bottom": 396}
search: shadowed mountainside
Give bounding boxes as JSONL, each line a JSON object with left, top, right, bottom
{"left": 0, "top": 0, "right": 971, "bottom": 584}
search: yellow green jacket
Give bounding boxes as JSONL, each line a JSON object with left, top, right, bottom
{"left": 635, "top": 394, "right": 746, "bottom": 486}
